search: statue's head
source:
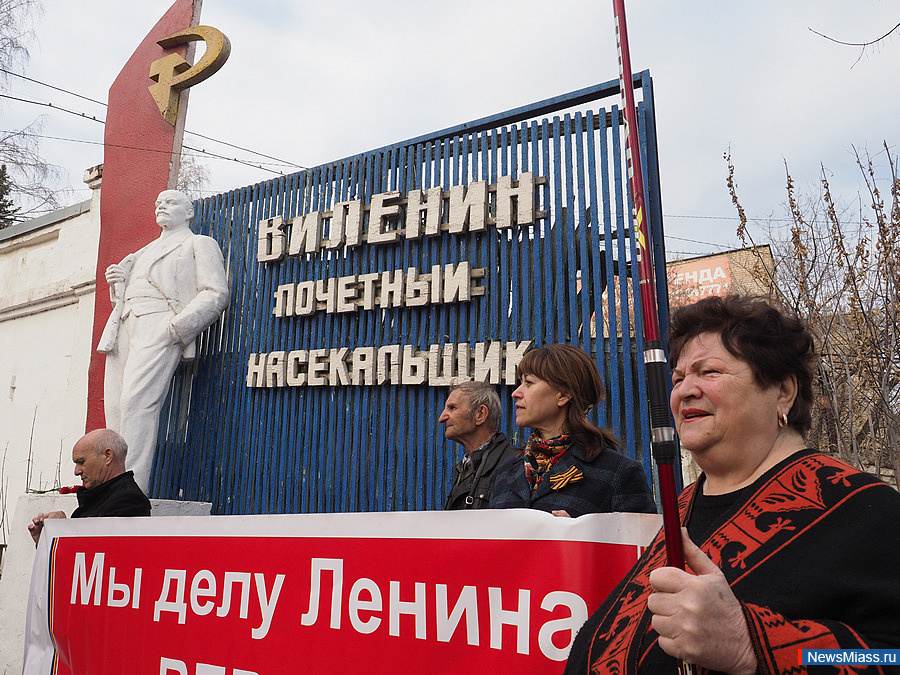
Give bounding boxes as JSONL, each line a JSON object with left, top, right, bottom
{"left": 155, "top": 190, "right": 194, "bottom": 231}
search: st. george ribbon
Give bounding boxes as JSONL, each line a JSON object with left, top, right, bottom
{"left": 611, "top": 1, "right": 696, "bottom": 674}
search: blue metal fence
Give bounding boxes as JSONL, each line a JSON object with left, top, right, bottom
{"left": 153, "top": 70, "right": 672, "bottom": 515}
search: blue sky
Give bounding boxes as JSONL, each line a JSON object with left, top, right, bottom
{"left": 5, "top": 0, "right": 898, "bottom": 257}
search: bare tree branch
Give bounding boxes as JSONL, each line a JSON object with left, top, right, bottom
{"left": 728, "top": 144, "right": 900, "bottom": 487}
{"left": 0, "top": 0, "right": 69, "bottom": 224}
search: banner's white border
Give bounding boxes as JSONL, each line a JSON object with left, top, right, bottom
{"left": 36, "top": 509, "right": 662, "bottom": 544}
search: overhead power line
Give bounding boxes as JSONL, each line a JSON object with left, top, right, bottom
{"left": 0, "top": 98, "right": 296, "bottom": 174}
{"left": 0, "top": 68, "right": 106, "bottom": 106}
{"left": 664, "top": 213, "right": 795, "bottom": 224}
{"left": 0, "top": 93, "right": 104, "bottom": 124}
{"left": 665, "top": 234, "right": 733, "bottom": 248}
{"left": 183, "top": 129, "right": 305, "bottom": 169}
{"left": 2, "top": 128, "right": 294, "bottom": 175}
{"left": 0, "top": 68, "right": 306, "bottom": 171}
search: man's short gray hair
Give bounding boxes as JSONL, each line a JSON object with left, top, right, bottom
{"left": 92, "top": 428, "right": 129, "bottom": 461}
{"left": 449, "top": 381, "right": 502, "bottom": 431}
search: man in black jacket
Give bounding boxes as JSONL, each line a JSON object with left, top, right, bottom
{"left": 440, "top": 381, "right": 518, "bottom": 510}
{"left": 28, "top": 428, "right": 151, "bottom": 545}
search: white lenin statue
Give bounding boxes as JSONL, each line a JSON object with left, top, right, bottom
{"left": 98, "top": 189, "right": 229, "bottom": 491}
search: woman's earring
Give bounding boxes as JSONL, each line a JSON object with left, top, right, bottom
{"left": 778, "top": 412, "right": 788, "bottom": 429}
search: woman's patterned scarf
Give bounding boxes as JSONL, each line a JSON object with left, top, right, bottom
{"left": 523, "top": 432, "right": 571, "bottom": 493}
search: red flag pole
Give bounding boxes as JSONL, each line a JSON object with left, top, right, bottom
{"left": 612, "top": 5, "right": 696, "bottom": 672}
{"left": 611, "top": 0, "right": 684, "bottom": 570}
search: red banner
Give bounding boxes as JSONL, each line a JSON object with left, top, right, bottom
{"left": 25, "top": 510, "right": 660, "bottom": 674}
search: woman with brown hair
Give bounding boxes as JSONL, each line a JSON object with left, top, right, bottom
{"left": 565, "top": 295, "right": 900, "bottom": 674}
{"left": 488, "top": 343, "right": 657, "bottom": 518}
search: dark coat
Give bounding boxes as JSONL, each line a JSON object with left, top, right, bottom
{"left": 488, "top": 443, "right": 657, "bottom": 517}
{"left": 564, "top": 450, "right": 900, "bottom": 673}
{"left": 71, "top": 471, "right": 151, "bottom": 518}
{"left": 444, "top": 432, "right": 519, "bottom": 510}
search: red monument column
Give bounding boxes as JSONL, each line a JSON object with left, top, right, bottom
{"left": 85, "top": 0, "right": 202, "bottom": 432}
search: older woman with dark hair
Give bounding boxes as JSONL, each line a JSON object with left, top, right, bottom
{"left": 489, "top": 343, "right": 657, "bottom": 518}
{"left": 565, "top": 295, "right": 900, "bottom": 674}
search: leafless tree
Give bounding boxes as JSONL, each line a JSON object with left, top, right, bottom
{"left": 0, "top": 0, "right": 66, "bottom": 224}
{"left": 175, "top": 151, "right": 210, "bottom": 203}
{"left": 727, "top": 145, "right": 900, "bottom": 487}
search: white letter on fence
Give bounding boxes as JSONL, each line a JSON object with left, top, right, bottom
{"left": 335, "top": 275, "right": 358, "bottom": 313}
{"left": 273, "top": 284, "right": 295, "bottom": 318}
{"left": 154, "top": 570, "right": 188, "bottom": 624}
{"left": 448, "top": 182, "right": 487, "bottom": 234}
{"left": 455, "top": 343, "right": 471, "bottom": 380}
{"left": 301, "top": 558, "right": 344, "bottom": 629}
{"left": 473, "top": 342, "right": 502, "bottom": 384}
{"left": 217, "top": 572, "right": 252, "bottom": 619}
{"left": 328, "top": 348, "right": 351, "bottom": 386}
{"left": 190, "top": 570, "right": 217, "bottom": 616}
{"left": 265, "top": 351, "right": 286, "bottom": 388}
{"left": 350, "top": 347, "right": 375, "bottom": 386}
{"left": 71, "top": 552, "right": 105, "bottom": 606}
{"left": 430, "top": 264, "right": 443, "bottom": 304}
{"left": 344, "top": 200, "right": 364, "bottom": 247}
{"left": 286, "top": 350, "right": 308, "bottom": 387}
{"left": 435, "top": 584, "right": 479, "bottom": 645}
{"left": 288, "top": 211, "right": 322, "bottom": 256}
{"left": 246, "top": 354, "right": 266, "bottom": 388}
{"left": 389, "top": 581, "right": 426, "bottom": 639}
{"left": 495, "top": 172, "right": 536, "bottom": 229}
{"left": 315, "top": 279, "right": 337, "bottom": 314}
{"left": 442, "top": 262, "right": 471, "bottom": 303}
{"left": 295, "top": 281, "right": 315, "bottom": 316}
{"left": 252, "top": 573, "right": 285, "bottom": 639}
{"left": 326, "top": 203, "right": 347, "bottom": 249}
{"left": 307, "top": 349, "right": 329, "bottom": 386}
{"left": 380, "top": 270, "right": 404, "bottom": 309}
{"left": 489, "top": 587, "right": 530, "bottom": 654}
{"left": 401, "top": 346, "right": 427, "bottom": 385}
{"left": 428, "top": 344, "right": 455, "bottom": 387}
{"left": 367, "top": 191, "right": 402, "bottom": 244}
{"left": 377, "top": 346, "right": 401, "bottom": 384}
{"left": 358, "top": 272, "right": 379, "bottom": 311}
{"left": 405, "top": 186, "right": 443, "bottom": 238}
{"left": 538, "top": 591, "right": 589, "bottom": 661}
{"left": 348, "top": 577, "right": 383, "bottom": 634}
{"left": 503, "top": 340, "right": 533, "bottom": 385}
{"left": 257, "top": 216, "right": 286, "bottom": 263}
{"left": 405, "top": 267, "right": 430, "bottom": 307}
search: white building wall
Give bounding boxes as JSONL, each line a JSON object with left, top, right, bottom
{"left": 0, "top": 174, "right": 217, "bottom": 674}
{"left": 0, "top": 183, "right": 101, "bottom": 543}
